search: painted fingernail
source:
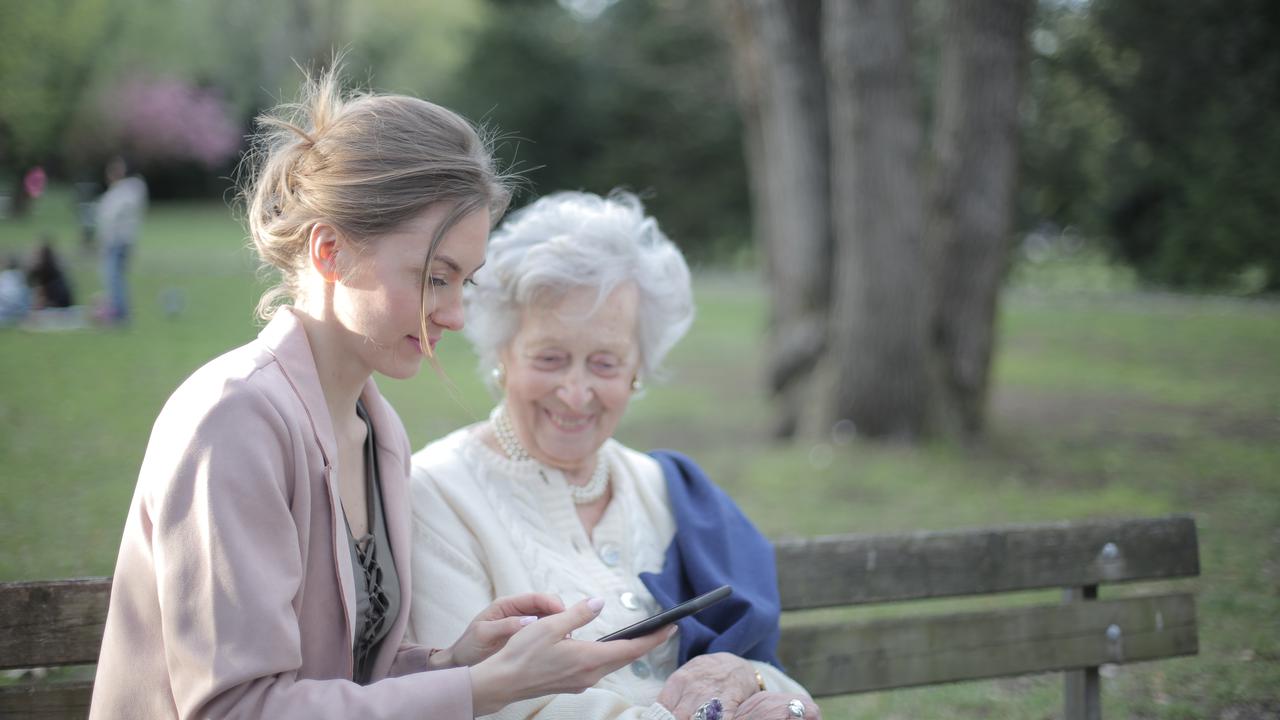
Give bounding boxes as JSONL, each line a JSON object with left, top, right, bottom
{"left": 519, "top": 615, "right": 537, "bottom": 626}
{"left": 587, "top": 597, "right": 605, "bottom": 613}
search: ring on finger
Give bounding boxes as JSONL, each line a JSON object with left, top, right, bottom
{"left": 786, "top": 698, "right": 806, "bottom": 718}
{"left": 691, "top": 697, "right": 724, "bottom": 720}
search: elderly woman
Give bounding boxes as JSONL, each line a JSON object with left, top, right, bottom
{"left": 408, "top": 192, "right": 820, "bottom": 720}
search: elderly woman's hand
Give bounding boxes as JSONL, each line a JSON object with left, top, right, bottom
{"left": 656, "top": 652, "right": 760, "bottom": 719}
{"left": 427, "top": 592, "right": 565, "bottom": 669}
{"left": 733, "top": 691, "right": 822, "bottom": 720}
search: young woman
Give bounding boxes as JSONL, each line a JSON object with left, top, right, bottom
{"left": 89, "top": 70, "right": 669, "bottom": 720}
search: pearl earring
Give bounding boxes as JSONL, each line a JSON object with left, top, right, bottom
{"left": 491, "top": 363, "right": 506, "bottom": 387}
{"left": 631, "top": 376, "right": 643, "bottom": 392}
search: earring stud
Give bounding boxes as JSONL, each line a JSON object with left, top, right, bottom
{"left": 631, "top": 376, "right": 643, "bottom": 392}
{"left": 491, "top": 363, "right": 506, "bottom": 387}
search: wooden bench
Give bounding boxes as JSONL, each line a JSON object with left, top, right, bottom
{"left": 1, "top": 515, "right": 1198, "bottom": 719}
{"left": 774, "top": 514, "right": 1200, "bottom": 718}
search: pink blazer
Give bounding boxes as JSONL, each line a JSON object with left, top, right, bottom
{"left": 90, "top": 309, "right": 473, "bottom": 719}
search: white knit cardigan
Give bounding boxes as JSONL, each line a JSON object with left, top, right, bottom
{"left": 407, "top": 426, "right": 807, "bottom": 719}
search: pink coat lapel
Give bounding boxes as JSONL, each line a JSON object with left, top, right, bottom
{"left": 257, "top": 308, "right": 417, "bottom": 674}
{"left": 257, "top": 309, "right": 358, "bottom": 648}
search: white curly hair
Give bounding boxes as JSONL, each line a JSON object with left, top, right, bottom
{"left": 464, "top": 190, "right": 695, "bottom": 391}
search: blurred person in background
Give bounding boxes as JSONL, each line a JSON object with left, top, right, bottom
{"left": 75, "top": 180, "right": 102, "bottom": 253}
{"left": 22, "top": 165, "right": 47, "bottom": 203}
{"left": 90, "top": 70, "right": 669, "bottom": 720}
{"left": 0, "top": 253, "right": 31, "bottom": 325}
{"left": 408, "top": 192, "right": 821, "bottom": 720}
{"left": 94, "top": 155, "right": 147, "bottom": 324}
{"left": 27, "top": 236, "right": 75, "bottom": 309}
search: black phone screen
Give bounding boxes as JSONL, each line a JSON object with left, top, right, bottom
{"left": 596, "top": 585, "right": 733, "bottom": 641}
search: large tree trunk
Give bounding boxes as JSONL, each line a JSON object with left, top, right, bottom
{"left": 719, "top": 0, "right": 1031, "bottom": 444}
{"left": 927, "top": 0, "right": 1032, "bottom": 438}
{"left": 823, "top": 0, "right": 933, "bottom": 439}
{"left": 723, "top": 0, "right": 831, "bottom": 439}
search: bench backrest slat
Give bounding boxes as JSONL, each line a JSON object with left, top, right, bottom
{"left": 774, "top": 515, "right": 1199, "bottom": 610}
{"left": 0, "top": 682, "right": 93, "bottom": 720}
{"left": 0, "top": 578, "right": 111, "bottom": 670}
{"left": 778, "top": 593, "right": 1198, "bottom": 696}
{"left": 0, "top": 515, "right": 1200, "bottom": 713}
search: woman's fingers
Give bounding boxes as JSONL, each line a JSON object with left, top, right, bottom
{"left": 595, "top": 622, "right": 673, "bottom": 658}
{"left": 655, "top": 673, "right": 686, "bottom": 713}
{"left": 447, "top": 598, "right": 554, "bottom": 668}
{"left": 666, "top": 685, "right": 710, "bottom": 719}
{"left": 527, "top": 597, "right": 606, "bottom": 639}
{"left": 483, "top": 592, "right": 565, "bottom": 621}
{"left": 570, "top": 624, "right": 676, "bottom": 688}
{"left": 656, "top": 653, "right": 757, "bottom": 718}
{"left": 734, "top": 692, "right": 822, "bottom": 720}
{"left": 473, "top": 615, "right": 539, "bottom": 648}
{"left": 471, "top": 603, "right": 679, "bottom": 713}
{"left": 531, "top": 602, "right": 677, "bottom": 683}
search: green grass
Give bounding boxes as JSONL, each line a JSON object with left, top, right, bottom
{"left": 2, "top": 195, "right": 1278, "bottom": 717}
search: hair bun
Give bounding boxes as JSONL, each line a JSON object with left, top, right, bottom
{"left": 236, "top": 64, "right": 512, "bottom": 324}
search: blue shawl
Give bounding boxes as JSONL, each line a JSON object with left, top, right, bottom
{"left": 638, "top": 450, "right": 782, "bottom": 668}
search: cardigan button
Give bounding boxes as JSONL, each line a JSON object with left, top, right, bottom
{"left": 598, "top": 542, "right": 621, "bottom": 567}
{"left": 630, "top": 659, "right": 651, "bottom": 679}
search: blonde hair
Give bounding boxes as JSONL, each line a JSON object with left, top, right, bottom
{"left": 237, "top": 67, "right": 512, "bottom": 353}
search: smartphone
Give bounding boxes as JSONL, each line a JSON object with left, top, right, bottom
{"left": 596, "top": 585, "right": 733, "bottom": 641}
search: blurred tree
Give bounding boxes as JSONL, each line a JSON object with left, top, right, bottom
{"left": 723, "top": 1, "right": 831, "bottom": 439}
{"left": 108, "top": 78, "right": 241, "bottom": 169}
{"left": 724, "top": 0, "right": 1031, "bottom": 441}
{"left": 55, "top": 1, "right": 343, "bottom": 196}
{"left": 823, "top": 0, "right": 934, "bottom": 440}
{"left": 0, "top": 0, "right": 124, "bottom": 213}
{"left": 441, "top": 0, "right": 751, "bottom": 261}
{"left": 1026, "top": 0, "right": 1280, "bottom": 290}
{"left": 926, "top": 0, "right": 1031, "bottom": 436}
{"left": 346, "top": 0, "right": 486, "bottom": 98}
{"left": 2, "top": 0, "right": 484, "bottom": 199}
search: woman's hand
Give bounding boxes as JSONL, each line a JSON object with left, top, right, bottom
{"left": 427, "top": 593, "right": 566, "bottom": 670}
{"left": 733, "top": 691, "right": 822, "bottom": 720}
{"left": 655, "top": 652, "right": 760, "bottom": 719}
{"left": 469, "top": 597, "right": 675, "bottom": 716}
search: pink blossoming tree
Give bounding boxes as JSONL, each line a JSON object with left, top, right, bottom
{"left": 105, "top": 76, "right": 242, "bottom": 169}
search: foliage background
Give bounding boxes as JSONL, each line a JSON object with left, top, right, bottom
{"left": 4, "top": 0, "right": 1277, "bottom": 284}
{"left": 1021, "top": 0, "right": 1280, "bottom": 290}
{"left": 2, "top": 0, "right": 1278, "bottom": 716}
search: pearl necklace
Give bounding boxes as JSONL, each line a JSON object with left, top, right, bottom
{"left": 491, "top": 406, "right": 610, "bottom": 505}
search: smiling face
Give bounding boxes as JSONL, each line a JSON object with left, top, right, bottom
{"left": 332, "top": 205, "right": 489, "bottom": 380}
{"left": 500, "top": 283, "right": 641, "bottom": 474}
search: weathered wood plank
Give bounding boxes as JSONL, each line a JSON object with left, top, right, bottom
{"left": 775, "top": 515, "right": 1199, "bottom": 609}
{"left": 1063, "top": 586, "right": 1102, "bottom": 720}
{"left": 0, "top": 681, "right": 93, "bottom": 720}
{"left": 778, "top": 593, "right": 1198, "bottom": 696}
{"left": 0, "top": 578, "right": 111, "bottom": 670}
{"left": 1, "top": 595, "right": 1199, "bottom": 711}
{"left": 0, "top": 516, "right": 1201, "bottom": 714}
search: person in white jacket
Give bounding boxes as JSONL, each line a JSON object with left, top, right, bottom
{"left": 94, "top": 155, "right": 147, "bottom": 324}
{"left": 409, "top": 192, "right": 820, "bottom": 720}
